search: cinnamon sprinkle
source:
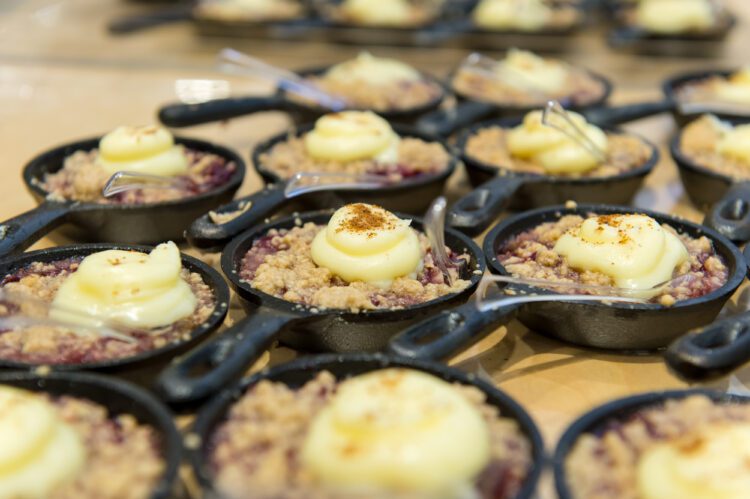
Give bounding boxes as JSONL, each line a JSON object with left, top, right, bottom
{"left": 335, "top": 204, "right": 396, "bottom": 239}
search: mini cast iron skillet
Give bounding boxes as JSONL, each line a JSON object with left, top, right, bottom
{"left": 188, "top": 352, "right": 545, "bottom": 499}
{"left": 553, "top": 389, "right": 749, "bottom": 499}
{"left": 389, "top": 204, "right": 746, "bottom": 361}
{"left": 0, "top": 370, "right": 182, "bottom": 499}
{"left": 158, "top": 66, "right": 447, "bottom": 129}
{"left": 187, "top": 124, "right": 457, "bottom": 250}
{"left": 447, "top": 118, "right": 659, "bottom": 236}
{"left": 156, "top": 210, "right": 484, "bottom": 405}
{"left": 0, "top": 244, "right": 229, "bottom": 384}
{"left": 0, "top": 136, "right": 245, "bottom": 258}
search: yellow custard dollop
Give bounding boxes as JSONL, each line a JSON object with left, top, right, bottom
{"left": 97, "top": 125, "right": 189, "bottom": 177}
{"left": 326, "top": 52, "right": 421, "bottom": 87}
{"left": 304, "top": 111, "right": 400, "bottom": 163}
{"left": 341, "top": 0, "right": 413, "bottom": 26}
{"left": 301, "top": 369, "right": 491, "bottom": 495}
{"left": 473, "top": 0, "right": 551, "bottom": 31}
{"left": 50, "top": 242, "right": 197, "bottom": 329}
{"left": 311, "top": 203, "right": 423, "bottom": 286}
{"left": 716, "top": 120, "right": 750, "bottom": 164}
{"left": 507, "top": 110, "right": 608, "bottom": 174}
{"left": 636, "top": 0, "right": 714, "bottom": 34}
{"left": 553, "top": 214, "right": 688, "bottom": 292}
{"left": 714, "top": 68, "right": 750, "bottom": 105}
{"left": 495, "top": 49, "right": 569, "bottom": 95}
{"left": 637, "top": 422, "right": 750, "bottom": 499}
{"left": 0, "top": 386, "right": 86, "bottom": 498}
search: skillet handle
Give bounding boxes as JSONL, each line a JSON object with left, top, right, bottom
{"left": 703, "top": 181, "right": 750, "bottom": 244}
{"left": 107, "top": 4, "right": 192, "bottom": 35}
{"left": 387, "top": 300, "right": 520, "bottom": 361}
{"left": 154, "top": 308, "right": 300, "bottom": 405}
{"left": 187, "top": 185, "right": 289, "bottom": 251}
{"left": 416, "top": 101, "right": 497, "bottom": 138}
{"left": 664, "top": 310, "right": 750, "bottom": 382}
{"left": 583, "top": 100, "right": 674, "bottom": 127}
{"left": 0, "top": 203, "right": 71, "bottom": 258}
{"left": 447, "top": 175, "right": 525, "bottom": 237}
{"left": 158, "top": 95, "right": 289, "bottom": 128}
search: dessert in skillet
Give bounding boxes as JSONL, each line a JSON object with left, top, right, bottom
{"left": 323, "top": 0, "right": 445, "bottom": 27}
{"left": 210, "top": 368, "right": 532, "bottom": 499}
{"left": 0, "top": 242, "right": 215, "bottom": 364}
{"left": 195, "top": 0, "right": 305, "bottom": 22}
{"left": 0, "top": 385, "right": 164, "bottom": 499}
{"left": 40, "top": 125, "right": 236, "bottom": 204}
{"left": 498, "top": 213, "right": 728, "bottom": 305}
{"left": 296, "top": 52, "right": 443, "bottom": 112}
{"left": 679, "top": 114, "right": 750, "bottom": 180}
{"left": 452, "top": 49, "right": 608, "bottom": 108}
{"left": 471, "top": 0, "right": 582, "bottom": 31}
{"left": 239, "top": 203, "right": 470, "bottom": 312}
{"left": 565, "top": 395, "right": 750, "bottom": 499}
{"left": 675, "top": 68, "right": 750, "bottom": 109}
{"left": 259, "top": 110, "right": 451, "bottom": 181}
{"left": 617, "top": 0, "right": 729, "bottom": 35}
{"left": 464, "top": 110, "right": 652, "bottom": 177}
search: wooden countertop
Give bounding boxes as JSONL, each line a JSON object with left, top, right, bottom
{"left": 2, "top": 1, "right": 750, "bottom": 497}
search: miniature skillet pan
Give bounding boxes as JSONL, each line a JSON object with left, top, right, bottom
{"left": 0, "top": 370, "right": 183, "bottom": 499}
{"left": 187, "top": 124, "right": 457, "bottom": 250}
{"left": 447, "top": 118, "right": 659, "bottom": 236}
{"left": 0, "top": 244, "right": 229, "bottom": 384}
{"left": 156, "top": 210, "right": 484, "bottom": 405}
{"left": 188, "top": 352, "right": 544, "bottom": 499}
{"left": 389, "top": 204, "right": 746, "bottom": 360}
{"left": 158, "top": 65, "right": 447, "bottom": 129}
{"left": 553, "top": 388, "right": 749, "bottom": 499}
{"left": 0, "top": 136, "right": 245, "bottom": 258}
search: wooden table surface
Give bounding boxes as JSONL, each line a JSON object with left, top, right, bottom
{"left": 3, "top": 1, "right": 750, "bottom": 496}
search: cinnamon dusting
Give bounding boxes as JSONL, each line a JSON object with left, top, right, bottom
{"left": 335, "top": 204, "right": 396, "bottom": 239}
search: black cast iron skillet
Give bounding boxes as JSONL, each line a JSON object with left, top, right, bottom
{"left": 188, "top": 124, "right": 457, "bottom": 250}
{"left": 188, "top": 352, "right": 545, "bottom": 499}
{"left": 0, "top": 136, "right": 245, "bottom": 259}
{"left": 553, "top": 388, "right": 749, "bottom": 499}
{"left": 389, "top": 204, "right": 746, "bottom": 361}
{"left": 158, "top": 65, "right": 447, "bottom": 129}
{"left": 156, "top": 210, "right": 485, "bottom": 406}
{"left": 0, "top": 370, "right": 182, "bottom": 499}
{"left": 448, "top": 118, "right": 659, "bottom": 236}
{"left": 0, "top": 244, "right": 230, "bottom": 385}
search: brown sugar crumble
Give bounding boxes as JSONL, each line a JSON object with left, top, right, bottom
{"left": 679, "top": 115, "right": 750, "bottom": 181}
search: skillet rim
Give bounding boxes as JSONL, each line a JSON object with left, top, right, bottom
{"left": 0, "top": 243, "right": 230, "bottom": 371}
{"left": 188, "top": 351, "right": 545, "bottom": 499}
{"left": 482, "top": 203, "right": 746, "bottom": 312}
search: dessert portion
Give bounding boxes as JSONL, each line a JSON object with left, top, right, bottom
{"left": 452, "top": 49, "right": 608, "bottom": 108}
{"left": 471, "top": 0, "right": 581, "bottom": 31}
{"left": 465, "top": 110, "right": 651, "bottom": 177}
{"left": 675, "top": 68, "right": 750, "bottom": 109}
{"left": 0, "top": 242, "right": 216, "bottom": 364}
{"left": 324, "top": 0, "right": 445, "bottom": 27}
{"left": 0, "top": 385, "right": 164, "bottom": 499}
{"left": 565, "top": 395, "right": 750, "bottom": 499}
{"left": 259, "top": 111, "right": 451, "bottom": 181}
{"left": 239, "top": 203, "right": 470, "bottom": 312}
{"left": 498, "top": 213, "right": 728, "bottom": 305}
{"left": 40, "top": 125, "right": 236, "bottom": 204}
{"left": 678, "top": 115, "right": 750, "bottom": 180}
{"left": 210, "top": 369, "right": 533, "bottom": 499}
{"left": 195, "top": 0, "right": 305, "bottom": 22}
{"left": 616, "top": 0, "right": 729, "bottom": 35}
{"left": 297, "top": 53, "right": 443, "bottom": 112}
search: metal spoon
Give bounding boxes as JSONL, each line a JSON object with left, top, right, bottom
{"left": 424, "top": 196, "right": 455, "bottom": 286}
{"left": 541, "top": 100, "right": 608, "bottom": 162}
{"left": 102, "top": 171, "right": 189, "bottom": 198}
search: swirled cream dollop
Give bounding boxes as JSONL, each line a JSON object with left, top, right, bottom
{"left": 311, "top": 204, "right": 423, "bottom": 286}
{"left": 507, "top": 110, "right": 608, "bottom": 174}
{"left": 326, "top": 52, "right": 421, "bottom": 87}
{"left": 0, "top": 386, "right": 86, "bottom": 498}
{"left": 96, "top": 125, "right": 189, "bottom": 177}
{"left": 473, "top": 0, "right": 551, "bottom": 31}
{"left": 714, "top": 68, "right": 750, "bottom": 104}
{"left": 304, "top": 111, "right": 400, "bottom": 163}
{"left": 301, "top": 369, "right": 491, "bottom": 495}
{"left": 637, "top": 422, "right": 750, "bottom": 499}
{"left": 495, "top": 49, "right": 569, "bottom": 95}
{"left": 342, "top": 0, "right": 412, "bottom": 26}
{"left": 636, "top": 0, "right": 714, "bottom": 34}
{"left": 50, "top": 242, "right": 197, "bottom": 329}
{"left": 553, "top": 214, "right": 689, "bottom": 292}
{"left": 716, "top": 120, "right": 750, "bottom": 164}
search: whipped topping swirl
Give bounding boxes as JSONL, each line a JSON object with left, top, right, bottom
{"left": 304, "top": 111, "right": 400, "bottom": 163}
{"left": 326, "top": 52, "right": 421, "bottom": 86}
{"left": 97, "top": 125, "right": 188, "bottom": 177}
